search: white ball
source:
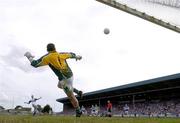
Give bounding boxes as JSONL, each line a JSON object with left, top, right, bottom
{"left": 104, "top": 28, "right": 110, "bottom": 34}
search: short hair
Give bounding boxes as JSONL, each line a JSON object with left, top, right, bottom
{"left": 47, "top": 43, "right": 56, "bottom": 52}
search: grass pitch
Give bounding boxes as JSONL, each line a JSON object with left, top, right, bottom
{"left": 0, "top": 115, "right": 180, "bottom": 123}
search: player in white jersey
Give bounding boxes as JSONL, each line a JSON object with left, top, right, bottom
{"left": 94, "top": 104, "right": 99, "bottom": 116}
{"left": 91, "top": 105, "right": 98, "bottom": 116}
{"left": 81, "top": 105, "right": 87, "bottom": 115}
{"left": 123, "top": 104, "right": 129, "bottom": 115}
{"left": 24, "top": 95, "right": 42, "bottom": 116}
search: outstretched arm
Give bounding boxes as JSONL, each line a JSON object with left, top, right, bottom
{"left": 60, "top": 52, "right": 82, "bottom": 61}
{"left": 35, "top": 97, "right": 42, "bottom": 101}
{"left": 24, "top": 100, "right": 31, "bottom": 104}
{"left": 24, "top": 52, "right": 48, "bottom": 68}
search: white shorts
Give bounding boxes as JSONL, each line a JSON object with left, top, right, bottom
{"left": 125, "top": 110, "right": 129, "bottom": 115}
{"left": 57, "top": 76, "right": 74, "bottom": 92}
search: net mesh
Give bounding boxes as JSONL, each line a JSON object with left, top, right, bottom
{"left": 147, "top": 0, "right": 180, "bottom": 8}
{"left": 115, "top": 0, "right": 180, "bottom": 27}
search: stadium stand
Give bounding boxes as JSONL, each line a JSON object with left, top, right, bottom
{"left": 56, "top": 73, "right": 180, "bottom": 117}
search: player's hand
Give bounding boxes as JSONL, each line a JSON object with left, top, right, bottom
{"left": 76, "top": 55, "right": 82, "bottom": 61}
{"left": 24, "top": 52, "right": 34, "bottom": 59}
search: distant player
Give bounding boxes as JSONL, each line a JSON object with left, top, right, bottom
{"left": 107, "top": 100, "right": 112, "bottom": 117}
{"left": 90, "top": 104, "right": 99, "bottom": 116}
{"left": 24, "top": 95, "right": 41, "bottom": 116}
{"left": 24, "top": 43, "right": 83, "bottom": 117}
{"left": 81, "top": 105, "right": 87, "bottom": 115}
{"left": 123, "top": 104, "right": 129, "bottom": 115}
{"left": 91, "top": 105, "right": 96, "bottom": 116}
{"left": 94, "top": 104, "right": 99, "bottom": 116}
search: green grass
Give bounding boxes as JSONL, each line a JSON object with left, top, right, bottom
{"left": 0, "top": 115, "right": 180, "bottom": 123}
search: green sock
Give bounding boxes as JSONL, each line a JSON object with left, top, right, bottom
{"left": 64, "top": 86, "right": 69, "bottom": 93}
{"left": 73, "top": 88, "right": 79, "bottom": 94}
{"left": 76, "top": 107, "right": 81, "bottom": 112}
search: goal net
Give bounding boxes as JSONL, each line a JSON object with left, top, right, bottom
{"left": 147, "top": 0, "right": 180, "bottom": 8}
{"left": 97, "top": 0, "right": 180, "bottom": 33}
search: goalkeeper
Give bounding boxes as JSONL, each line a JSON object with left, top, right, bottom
{"left": 24, "top": 43, "right": 83, "bottom": 117}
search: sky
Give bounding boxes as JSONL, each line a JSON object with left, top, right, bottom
{"left": 0, "top": 0, "right": 180, "bottom": 112}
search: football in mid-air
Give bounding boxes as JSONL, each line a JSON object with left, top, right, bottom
{"left": 104, "top": 28, "right": 110, "bottom": 34}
